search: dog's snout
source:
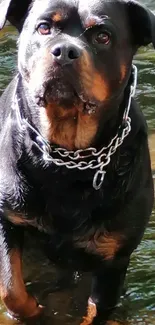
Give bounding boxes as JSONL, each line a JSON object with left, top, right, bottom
{"left": 51, "top": 43, "right": 81, "bottom": 65}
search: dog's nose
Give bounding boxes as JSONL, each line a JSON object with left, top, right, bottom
{"left": 51, "top": 43, "right": 81, "bottom": 64}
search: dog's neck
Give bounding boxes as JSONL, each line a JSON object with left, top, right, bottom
{"left": 17, "top": 75, "right": 132, "bottom": 151}
{"left": 94, "top": 83, "right": 132, "bottom": 148}
{"left": 13, "top": 67, "right": 137, "bottom": 190}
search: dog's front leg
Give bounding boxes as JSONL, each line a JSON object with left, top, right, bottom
{"left": 0, "top": 214, "right": 43, "bottom": 320}
{"left": 81, "top": 257, "right": 130, "bottom": 325}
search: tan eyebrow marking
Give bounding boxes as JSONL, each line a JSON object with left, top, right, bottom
{"left": 52, "top": 12, "right": 63, "bottom": 22}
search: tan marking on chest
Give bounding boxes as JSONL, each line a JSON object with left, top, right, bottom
{"left": 46, "top": 103, "right": 98, "bottom": 150}
{"left": 6, "top": 212, "right": 30, "bottom": 226}
{"left": 6, "top": 212, "right": 51, "bottom": 233}
{"left": 6, "top": 211, "right": 39, "bottom": 229}
{"left": 75, "top": 111, "right": 98, "bottom": 148}
{"left": 75, "top": 231, "right": 123, "bottom": 260}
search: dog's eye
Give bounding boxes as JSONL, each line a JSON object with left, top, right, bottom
{"left": 93, "top": 31, "right": 111, "bottom": 45}
{"left": 37, "top": 23, "right": 51, "bottom": 35}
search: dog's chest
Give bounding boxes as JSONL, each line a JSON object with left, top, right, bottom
{"left": 9, "top": 164, "right": 123, "bottom": 234}
{"left": 24, "top": 182, "right": 105, "bottom": 233}
{"left": 6, "top": 168, "right": 126, "bottom": 268}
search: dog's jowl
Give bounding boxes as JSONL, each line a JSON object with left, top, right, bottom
{"left": 0, "top": 0, "right": 154, "bottom": 323}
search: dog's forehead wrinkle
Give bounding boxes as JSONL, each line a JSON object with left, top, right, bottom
{"left": 78, "top": 0, "right": 126, "bottom": 21}
{"left": 78, "top": 0, "right": 111, "bottom": 11}
{"left": 30, "top": 0, "right": 76, "bottom": 15}
{"left": 29, "top": 0, "right": 122, "bottom": 20}
{"left": 25, "top": 0, "right": 126, "bottom": 31}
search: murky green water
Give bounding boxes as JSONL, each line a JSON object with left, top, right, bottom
{"left": 0, "top": 1, "right": 155, "bottom": 324}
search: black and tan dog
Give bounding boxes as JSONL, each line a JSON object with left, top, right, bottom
{"left": 0, "top": 0, "right": 154, "bottom": 323}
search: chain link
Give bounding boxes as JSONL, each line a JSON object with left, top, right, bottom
{"left": 42, "top": 116, "right": 131, "bottom": 171}
{"left": 15, "top": 65, "right": 137, "bottom": 190}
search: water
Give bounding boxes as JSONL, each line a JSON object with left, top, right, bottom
{"left": 0, "top": 1, "right": 155, "bottom": 324}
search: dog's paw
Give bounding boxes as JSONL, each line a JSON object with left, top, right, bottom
{"left": 6, "top": 295, "right": 44, "bottom": 321}
{"left": 80, "top": 298, "right": 97, "bottom": 325}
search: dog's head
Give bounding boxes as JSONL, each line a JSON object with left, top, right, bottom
{"left": 1, "top": 0, "right": 155, "bottom": 150}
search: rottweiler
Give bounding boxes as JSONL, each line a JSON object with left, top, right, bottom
{"left": 0, "top": 0, "right": 154, "bottom": 323}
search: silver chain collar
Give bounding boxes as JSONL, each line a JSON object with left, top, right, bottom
{"left": 13, "top": 65, "right": 137, "bottom": 190}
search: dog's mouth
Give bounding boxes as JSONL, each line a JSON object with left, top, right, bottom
{"left": 35, "top": 78, "right": 98, "bottom": 114}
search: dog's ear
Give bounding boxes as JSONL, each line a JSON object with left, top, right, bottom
{"left": 125, "top": 0, "right": 155, "bottom": 48}
{"left": 0, "top": 0, "right": 32, "bottom": 31}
